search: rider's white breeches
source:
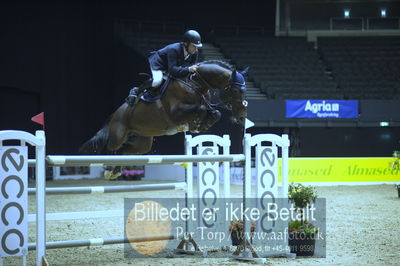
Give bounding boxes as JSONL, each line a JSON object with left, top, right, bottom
{"left": 151, "top": 69, "right": 163, "bottom": 88}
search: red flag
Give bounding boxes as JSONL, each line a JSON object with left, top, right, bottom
{"left": 31, "top": 112, "right": 45, "bottom": 130}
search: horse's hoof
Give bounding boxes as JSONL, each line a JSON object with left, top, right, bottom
{"left": 104, "top": 170, "right": 120, "bottom": 180}
{"left": 103, "top": 170, "right": 112, "bottom": 179}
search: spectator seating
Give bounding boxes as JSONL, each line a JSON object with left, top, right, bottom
{"left": 118, "top": 21, "right": 400, "bottom": 100}
{"left": 214, "top": 36, "right": 340, "bottom": 99}
{"left": 317, "top": 36, "right": 400, "bottom": 99}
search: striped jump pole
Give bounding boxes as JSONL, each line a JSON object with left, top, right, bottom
{"left": 27, "top": 182, "right": 187, "bottom": 195}
{"left": 28, "top": 235, "right": 175, "bottom": 250}
{"left": 46, "top": 154, "right": 245, "bottom": 167}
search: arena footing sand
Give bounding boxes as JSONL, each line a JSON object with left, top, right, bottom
{"left": 5, "top": 179, "right": 399, "bottom": 266}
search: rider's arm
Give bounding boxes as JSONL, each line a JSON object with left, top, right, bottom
{"left": 167, "top": 49, "right": 190, "bottom": 78}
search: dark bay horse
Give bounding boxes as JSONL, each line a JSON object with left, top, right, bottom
{"left": 79, "top": 60, "right": 248, "bottom": 170}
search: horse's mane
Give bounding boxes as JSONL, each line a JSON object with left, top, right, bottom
{"left": 200, "top": 60, "right": 234, "bottom": 71}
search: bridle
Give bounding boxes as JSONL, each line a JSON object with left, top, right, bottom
{"left": 188, "top": 68, "right": 248, "bottom": 111}
{"left": 220, "top": 79, "right": 248, "bottom": 111}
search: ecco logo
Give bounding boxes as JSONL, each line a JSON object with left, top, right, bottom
{"left": 1, "top": 147, "right": 27, "bottom": 256}
{"left": 258, "top": 147, "right": 277, "bottom": 233}
{"left": 199, "top": 147, "right": 218, "bottom": 228}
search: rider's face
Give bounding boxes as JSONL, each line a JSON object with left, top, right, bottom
{"left": 187, "top": 43, "right": 198, "bottom": 54}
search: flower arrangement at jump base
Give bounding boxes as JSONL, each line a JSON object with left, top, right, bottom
{"left": 288, "top": 183, "right": 318, "bottom": 256}
{"left": 229, "top": 219, "right": 256, "bottom": 246}
{"left": 120, "top": 166, "right": 144, "bottom": 180}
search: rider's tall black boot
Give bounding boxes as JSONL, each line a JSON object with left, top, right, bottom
{"left": 125, "top": 78, "right": 153, "bottom": 106}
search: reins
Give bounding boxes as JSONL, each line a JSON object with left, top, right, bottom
{"left": 174, "top": 74, "right": 217, "bottom": 110}
{"left": 174, "top": 65, "right": 246, "bottom": 111}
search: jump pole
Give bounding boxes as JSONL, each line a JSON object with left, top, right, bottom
{"left": 46, "top": 154, "right": 245, "bottom": 167}
{"left": 27, "top": 182, "right": 187, "bottom": 195}
{"left": 27, "top": 235, "right": 175, "bottom": 250}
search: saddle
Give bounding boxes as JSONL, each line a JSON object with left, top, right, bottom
{"left": 140, "top": 77, "right": 172, "bottom": 103}
{"left": 139, "top": 72, "right": 202, "bottom": 103}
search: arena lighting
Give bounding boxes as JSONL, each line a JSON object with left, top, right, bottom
{"left": 380, "top": 121, "right": 389, "bottom": 127}
{"left": 380, "top": 8, "right": 387, "bottom": 18}
{"left": 344, "top": 9, "right": 350, "bottom": 18}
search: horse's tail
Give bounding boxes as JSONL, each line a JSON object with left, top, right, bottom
{"left": 79, "top": 117, "right": 112, "bottom": 155}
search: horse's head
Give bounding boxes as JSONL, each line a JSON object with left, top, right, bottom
{"left": 196, "top": 61, "right": 249, "bottom": 126}
{"left": 219, "top": 67, "right": 249, "bottom": 125}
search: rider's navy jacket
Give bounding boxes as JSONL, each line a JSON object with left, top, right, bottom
{"left": 148, "top": 42, "right": 198, "bottom": 78}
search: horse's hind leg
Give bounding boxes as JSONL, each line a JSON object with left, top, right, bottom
{"left": 103, "top": 106, "right": 130, "bottom": 180}
{"left": 107, "top": 106, "right": 129, "bottom": 152}
{"left": 118, "top": 135, "right": 154, "bottom": 155}
{"left": 104, "top": 136, "right": 153, "bottom": 180}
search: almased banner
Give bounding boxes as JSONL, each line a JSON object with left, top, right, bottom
{"left": 289, "top": 157, "right": 399, "bottom": 183}
{"left": 286, "top": 100, "right": 358, "bottom": 118}
{"left": 229, "top": 158, "right": 399, "bottom": 185}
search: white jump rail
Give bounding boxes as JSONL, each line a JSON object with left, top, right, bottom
{"left": 46, "top": 154, "right": 245, "bottom": 166}
{"left": 27, "top": 182, "right": 187, "bottom": 195}
{"left": 27, "top": 235, "right": 175, "bottom": 250}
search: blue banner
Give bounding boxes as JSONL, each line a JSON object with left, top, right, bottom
{"left": 286, "top": 100, "right": 358, "bottom": 118}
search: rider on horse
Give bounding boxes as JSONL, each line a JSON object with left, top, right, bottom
{"left": 126, "top": 30, "right": 203, "bottom": 106}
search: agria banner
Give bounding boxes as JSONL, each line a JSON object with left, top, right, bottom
{"left": 286, "top": 100, "right": 358, "bottom": 118}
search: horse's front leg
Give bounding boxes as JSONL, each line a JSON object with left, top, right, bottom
{"left": 171, "top": 104, "right": 207, "bottom": 124}
{"left": 197, "top": 109, "right": 222, "bottom": 132}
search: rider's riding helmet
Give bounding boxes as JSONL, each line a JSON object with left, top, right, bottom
{"left": 183, "top": 30, "right": 202, "bottom": 47}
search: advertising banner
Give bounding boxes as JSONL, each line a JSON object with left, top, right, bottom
{"left": 286, "top": 100, "right": 358, "bottom": 118}
{"left": 288, "top": 157, "right": 399, "bottom": 183}
{"left": 229, "top": 158, "right": 399, "bottom": 184}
